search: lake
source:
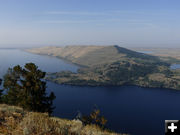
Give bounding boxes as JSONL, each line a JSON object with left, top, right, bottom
{"left": 137, "top": 51, "right": 154, "bottom": 54}
{"left": 171, "top": 64, "right": 180, "bottom": 70}
{"left": 0, "top": 49, "right": 180, "bottom": 135}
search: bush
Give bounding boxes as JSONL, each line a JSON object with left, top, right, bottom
{"left": 81, "top": 108, "right": 107, "bottom": 129}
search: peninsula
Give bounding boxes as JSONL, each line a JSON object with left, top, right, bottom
{"left": 27, "top": 45, "right": 180, "bottom": 90}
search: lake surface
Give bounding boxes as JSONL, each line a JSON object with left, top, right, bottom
{"left": 137, "top": 51, "right": 154, "bottom": 54}
{"left": 0, "top": 49, "right": 180, "bottom": 135}
{"left": 171, "top": 64, "right": 180, "bottom": 70}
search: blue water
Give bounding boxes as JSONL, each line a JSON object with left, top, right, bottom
{"left": 0, "top": 49, "right": 180, "bottom": 135}
{"left": 171, "top": 64, "right": 180, "bottom": 70}
{"left": 137, "top": 51, "right": 154, "bottom": 54}
{"left": 0, "top": 49, "right": 78, "bottom": 76}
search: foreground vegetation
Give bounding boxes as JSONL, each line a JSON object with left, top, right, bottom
{"left": 0, "top": 63, "right": 125, "bottom": 135}
{"left": 0, "top": 63, "right": 55, "bottom": 114}
{"left": 0, "top": 104, "right": 126, "bottom": 135}
{"left": 28, "top": 45, "right": 180, "bottom": 90}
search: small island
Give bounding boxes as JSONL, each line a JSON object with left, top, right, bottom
{"left": 27, "top": 45, "right": 180, "bottom": 90}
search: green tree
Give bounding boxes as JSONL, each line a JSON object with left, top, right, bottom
{"left": 3, "top": 63, "right": 56, "bottom": 114}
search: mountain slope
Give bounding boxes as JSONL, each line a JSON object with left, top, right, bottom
{"left": 27, "top": 45, "right": 162, "bottom": 67}
{"left": 27, "top": 45, "right": 180, "bottom": 90}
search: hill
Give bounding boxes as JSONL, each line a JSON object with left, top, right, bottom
{"left": 27, "top": 45, "right": 180, "bottom": 90}
{"left": 27, "top": 45, "right": 161, "bottom": 67}
{"left": 0, "top": 104, "right": 125, "bottom": 135}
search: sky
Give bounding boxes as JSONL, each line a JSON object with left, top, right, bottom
{"left": 0, "top": 0, "right": 180, "bottom": 48}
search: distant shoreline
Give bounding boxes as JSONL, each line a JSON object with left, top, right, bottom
{"left": 46, "top": 79, "right": 180, "bottom": 91}
{"left": 26, "top": 46, "right": 180, "bottom": 91}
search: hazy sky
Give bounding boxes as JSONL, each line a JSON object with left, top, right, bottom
{"left": 0, "top": 0, "right": 180, "bottom": 48}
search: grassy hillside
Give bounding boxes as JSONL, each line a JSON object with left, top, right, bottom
{"left": 46, "top": 60, "right": 180, "bottom": 89}
{"left": 0, "top": 104, "right": 126, "bottom": 135}
{"left": 27, "top": 45, "right": 162, "bottom": 67}
{"left": 27, "top": 45, "right": 180, "bottom": 90}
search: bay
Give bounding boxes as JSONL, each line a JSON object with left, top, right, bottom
{"left": 0, "top": 49, "right": 180, "bottom": 135}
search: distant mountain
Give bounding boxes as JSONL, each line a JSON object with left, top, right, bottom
{"left": 27, "top": 45, "right": 180, "bottom": 90}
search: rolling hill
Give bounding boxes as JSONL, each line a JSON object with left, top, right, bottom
{"left": 27, "top": 45, "right": 180, "bottom": 90}
{"left": 27, "top": 45, "right": 161, "bottom": 67}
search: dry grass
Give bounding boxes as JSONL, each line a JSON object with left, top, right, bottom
{"left": 148, "top": 73, "right": 166, "bottom": 82}
{"left": 26, "top": 46, "right": 105, "bottom": 59}
{"left": 26, "top": 46, "right": 126, "bottom": 67}
{"left": 0, "top": 104, "right": 128, "bottom": 135}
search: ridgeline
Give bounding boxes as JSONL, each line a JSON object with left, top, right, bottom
{"left": 27, "top": 45, "right": 180, "bottom": 90}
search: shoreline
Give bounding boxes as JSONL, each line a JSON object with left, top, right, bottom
{"left": 46, "top": 78, "right": 180, "bottom": 91}
{"left": 26, "top": 48, "right": 180, "bottom": 91}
